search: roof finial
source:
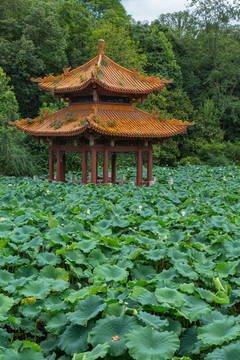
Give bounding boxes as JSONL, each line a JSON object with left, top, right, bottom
{"left": 99, "top": 39, "right": 104, "bottom": 55}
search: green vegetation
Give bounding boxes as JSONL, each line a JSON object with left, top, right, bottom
{"left": 0, "top": 0, "right": 239, "bottom": 174}
{"left": 1, "top": 166, "right": 240, "bottom": 359}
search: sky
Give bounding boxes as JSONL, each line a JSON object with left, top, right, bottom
{"left": 122, "top": 0, "right": 189, "bottom": 22}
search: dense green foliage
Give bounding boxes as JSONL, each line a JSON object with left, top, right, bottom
{"left": 1, "top": 166, "right": 240, "bottom": 359}
{"left": 0, "top": 0, "right": 239, "bottom": 174}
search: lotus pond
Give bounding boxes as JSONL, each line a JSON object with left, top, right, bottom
{"left": 1, "top": 165, "right": 240, "bottom": 360}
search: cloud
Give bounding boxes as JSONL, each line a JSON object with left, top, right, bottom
{"left": 122, "top": 0, "right": 188, "bottom": 22}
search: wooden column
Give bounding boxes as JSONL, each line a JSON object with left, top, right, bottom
{"left": 91, "top": 143, "right": 97, "bottom": 184}
{"left": 60, "top": 152, "right": 66, "bottom": 182}
{"left": 82, "top": 140, "right": 87, "bottom": 184}
{"left": 147, "top": 142, "right": 153, "bottom": 185}
{"left": 137, "top": 142, "right": 143, "bottom": 186}
{"left": 111, "top": 153, "right": 116, "bottom": 184}
{"left": 103, "top": 141, "right": 109, "bottom": 184}
{"left": 56, "top": 141, "right": 61, "bottom": 182}
{"left": 49, "top": 146, "right": 54, "bottom": 182}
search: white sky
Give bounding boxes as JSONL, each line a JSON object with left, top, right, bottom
{"left": 122, "top": 0, "right": 189, "bottom": 22}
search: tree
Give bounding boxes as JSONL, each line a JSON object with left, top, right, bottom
{"left": 88, "top": 20, "right": 147, "bottom": 70}
{"left": 0, "top": 67, "right": 41, "bottom": 176}
{"left": 130, "top": 22, "right": 183, "bottom": 88}
{"left": 0, "top": 0, "right": 67, "bottom": 118}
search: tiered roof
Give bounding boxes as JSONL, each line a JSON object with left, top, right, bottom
{"left": 31, "top": 40, "right": 172, "bottom": 96}
{"left": 13, "top": 104, "right": 193, "bottom": 138}
{"left": 11, "top": 39, "right": 194, "bottom": 138}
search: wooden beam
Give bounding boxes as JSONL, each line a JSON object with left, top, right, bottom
{"left": 49, "top": 146, "right": 54, "bottom": 182}
{"left": 137, "top": 142, "right": 143, "bottom": 186}
{"left": 91, "top": 144, "right": 97, "bottom": 184}
{"left": 82, "top": 140, "right": 87, "bottom": 184}
{"left": 51, "top": 145, "right": 149, "bottom": 152}
{"left": 111, "top": 153, "right": 116, "bottom": 185}
{"left": 56, "top": 141, "right": 61, "bottom": 182}
{"left": 103, "top": 141, "right": 109, "bottom": 184}
{"left": 60, "top": 152, "right": 66, "bottom": 182}
{"left": 147, "top": 142, "right": 153, "bottom": 186}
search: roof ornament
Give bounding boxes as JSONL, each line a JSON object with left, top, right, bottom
{"left": 63, "top": 66, "right": 71, "bottom": 76}
{"left": 99, "top": 39, "right": 104, "bottom": 55}
{"left": 152, "top": 110, "right": 160, "bottom": 120}
{"left": 132, "top": 68, "right": 140, "bottom": 77}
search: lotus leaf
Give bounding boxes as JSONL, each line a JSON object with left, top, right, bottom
{"left": 90, "top": 315, "right": 137, "bottom": 356}
{"left": 72, "top": 343, "right": 109, "bottom": 360}
{"left": 125, "top": 326, "right": 180, "bottom": 360}
{"left": 66, "top": 295, "right": 106, "bottom": 326}
{"left": 198, "top": 318, "right": 240, "bottom": 346}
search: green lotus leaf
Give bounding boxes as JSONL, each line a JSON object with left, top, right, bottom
{"left": 211, "top": 291, "right": 229, "bottom": 304}
{"left": 137, "top": 311, "right": 168, "bottom": 329}
{"left": 48, "top": 217, "right": 60, "bottom": 229}
{"left": 205, "top": 341, "right": 240, "bottom": 360}
{"left": 64, "top": 249, "right": 86, "bottom": 265}
{"left": 39, "top": 265, "right": 69, "bottom": 281}
{"left": 45, "top": 312, "right": 68, "bottom": 335}
{"left": 174, "top": 262, "right": 199, "bottom": 280}
{"left": 131, "top": 263, "right": 156, "bottom": 281}
{"left": 103, "top": 302, "right": 125, "bottom": 317}
{"left": 125, "top": 326, "right": 180, "bottom": 360}
{"left": 20, "top": 279, "right": 52, "bottom": 299}
{"left": 66, "top": 295, "right": 106, "bottom": 326}
{"left": 138, "top": 290, "right": 164, "bottom": 310}
{"left": 93, "top": 264, "right": 128, "bottom": 282}
{"left": 88, "top": 249, "right": 108, "bottom": 267}
{"left": 19, "top": 302, "right": 41, "bottom": 319}
{"left": 144, "top": 248, "right": 166, "bottom": 261}
{"left": 193, "top": 261, "right": 214, "bottom": 278}
{"left": 76, "top": 240, "right": 97, "bottom": 253}
{"left": 179, "top": 283, "right": 195, "bottom": 294}
{"left": 35, "top": 253, "right": 61, "bottom": 266}
{"left": 155, "top": 288, "right": 185, "bottom": 308}
{"left": 15, "top": 266, "right": 38, "bottom": 280}
{"left": 21, "top": 341, "right": 41, "bottom": 352}
{"left": 0, "top": 294, "right": 14, "bottom": 318}
{"left": 0, "top": 270, "right": 14, "bottom": 287}
{"left": 2, "top": 348, "right": 44, "bottom": 360}
{"left": 4, "top": 278, "right": 26, "bottom": 294}
{"left": 179, "top": 327, "right": 198, "bottom": 358}
{"left": 90, "top": 315, "right": 137, "bottom": 356}
{"left": 215, "top": 261, "right": 237, "bottom": 277}
{"left": 73, "top": 343, "right": 109, "bottom": 360}
{"left": 64, "top": 288, "right": 90, "bottom": 303}
{"left": 224, "top": 240, "right": 240, "bottom": 259}
{"left": 41, "top": 294, "right": 68, "bottom": 313}
{"left": 0, "top": 222, "right": 12, "bottom": 237}
{"left": 178, "top": 295, "right": 211, "bottom": 322}
{"left": 0, "top": 328, "right": 12, "bottom": 349}
{"left": 58, "top": 323, "right": 92, "bottom": 356}
{"left": 198, "top": 318, "right": 240, "bottom": 346}
{"left": 168, "top": 248, "right": 189, "bottom": 263}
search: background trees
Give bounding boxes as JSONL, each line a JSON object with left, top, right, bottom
{"left": 0, "top": 0, "right": 239, "bottom": 174}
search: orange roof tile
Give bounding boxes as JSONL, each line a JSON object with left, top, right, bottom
{"left": 11, "top": 104, "right": 194, "bottom": 138}
{"left": 31, "top": 40, "right": 172, "bottom": 95}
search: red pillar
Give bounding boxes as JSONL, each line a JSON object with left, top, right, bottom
{"left": 49, "top": 146, "right": 54, "bottom": 182}
{"left": 111, "top": 153, "right": 116, "bottom": 184}
{"left": 91, "top": 144, "right": 97, "bottom": 184}
{"left": 147, "top": 142, "right": 153, "bottom": 185}
{"left": 60, "top": 152, "right": 66, "bottom": 182}
{"left": 82, "top": 140, "right": 87, "bottom": 184}
{"left": 103, "top": 141, "right": 109, "bottom": 184}
{"left": 137, "top": 142, "right": 143, "bottom": 186}
{"left": 56, "top": 141, "right": 61, "bottom": 182}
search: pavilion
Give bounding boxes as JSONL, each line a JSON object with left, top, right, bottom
{"left": 11, "top": 39, "right": 194, "bottom": 185}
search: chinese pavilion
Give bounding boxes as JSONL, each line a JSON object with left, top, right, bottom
{"left": 12, "top": 40, "right": 194, "bottom": 186}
